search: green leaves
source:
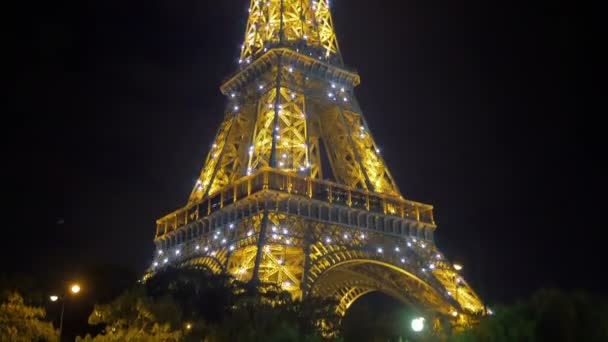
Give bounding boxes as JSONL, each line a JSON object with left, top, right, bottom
{"left": 0, "top": 292, "right": 58, "bottom": 342}
{"left": 450, "top": 289, "right": 608, "bottom": 342}
{"left": 79, "top": 267, "right": 342, "bottom": 341}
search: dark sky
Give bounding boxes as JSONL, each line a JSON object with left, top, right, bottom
{"left": 10, "top": 0, "right": 598, "bottom": 305}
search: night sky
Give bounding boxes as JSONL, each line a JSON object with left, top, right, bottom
{"left": 10, "top": 0, "right": 598, "bottom": 305}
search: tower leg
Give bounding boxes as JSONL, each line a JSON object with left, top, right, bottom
{"left": 301, "top": 222, "right": 313, "bottom": 298}
{"left": 251, "top": 209, "right": 269, "bottom": 286}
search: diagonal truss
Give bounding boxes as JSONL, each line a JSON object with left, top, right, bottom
{"left": 241, "top": 0, "right": 340, "bottom": 63}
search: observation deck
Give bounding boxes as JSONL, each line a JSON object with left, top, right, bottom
{"left": 156, "top": 168, "right": 436, "bottom": 241}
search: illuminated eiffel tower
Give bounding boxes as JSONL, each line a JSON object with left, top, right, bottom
{"left": 151, "top": 0, "right": 485, "bottom": 326}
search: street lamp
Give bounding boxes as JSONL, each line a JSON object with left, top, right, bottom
{"left": 411, "top": 317, "right": 425, "bottom": 333}
{"left": 49, "top": 283, "right": 81, "bottom": 340}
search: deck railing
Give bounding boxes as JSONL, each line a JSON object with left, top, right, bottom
{"left": 156, "top": 168, "right": 434, "bottom": 238}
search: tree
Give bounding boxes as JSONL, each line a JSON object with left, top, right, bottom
{"left": 80, "top": 267, "right": 344, "bottom": 341}
{"left": 449, "top": 289, "right": 608, "bottom": 342}
{"left": 76, "top": 286, "right": 182, "bottom": 341}
{"left": 0, "top": 292, "right": 57, "bottom": 342}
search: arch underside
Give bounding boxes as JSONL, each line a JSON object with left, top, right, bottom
{"left": 310, "top": 259, "right": 458, "bottom": 318}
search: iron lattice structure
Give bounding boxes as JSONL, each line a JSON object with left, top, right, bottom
{"left": 151, "top": 0, "right": 485, "bottom": 326}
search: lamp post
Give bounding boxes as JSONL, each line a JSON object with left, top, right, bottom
{"left": 50, "top": 283, "right": 81, "bottom": 341}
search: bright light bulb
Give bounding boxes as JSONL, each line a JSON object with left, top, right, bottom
{"left": 70, "top": 284, "right": 81, "bottom": 294}
{"left": 411, "top": 317, "right": 425, "bottom": 332}
{"left": 50, "top": 295, "right": 59, "bottom": 302}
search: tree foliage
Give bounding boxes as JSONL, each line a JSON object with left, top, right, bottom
{"left": 79, "top": 266, "right": 342, "bottom": 341}
{"left": 450, "top": 289, "right": 608, "bottom": 342}
{"left": 75, "top": 286, "right": 182, "bottom": 341}
{"left": 0, "top": 292, "right": 57, "bottom": 342}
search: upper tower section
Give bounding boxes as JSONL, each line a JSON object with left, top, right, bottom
{"left": 240, "top": 0, "right": 342, "bottom": 66}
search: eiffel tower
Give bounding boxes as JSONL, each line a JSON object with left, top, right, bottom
{"left": 151, "top": 0, "right": 485, "bottom": 326}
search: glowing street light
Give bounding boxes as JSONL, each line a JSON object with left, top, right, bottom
{"left": 50, "top": 283, "right": 82, "bottom": 340}
{"left": 453, "top": 263, "right": 463, "bottom": 271}
{"left": 411, "top": 317, "right": 425, "bottom": 332}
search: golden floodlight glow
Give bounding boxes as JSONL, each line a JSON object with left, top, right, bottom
{"left": 70, "top": 284, "right": 81, "bottom": 294}
{"left": 150, "top": 0, "right": 486, "bottom": 325}
{"left": 49, "top": 295, "right": 59, "bottom": 302}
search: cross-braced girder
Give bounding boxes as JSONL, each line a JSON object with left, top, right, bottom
{"left": 241, "top": 0, "right": 341, "bottom": 65}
